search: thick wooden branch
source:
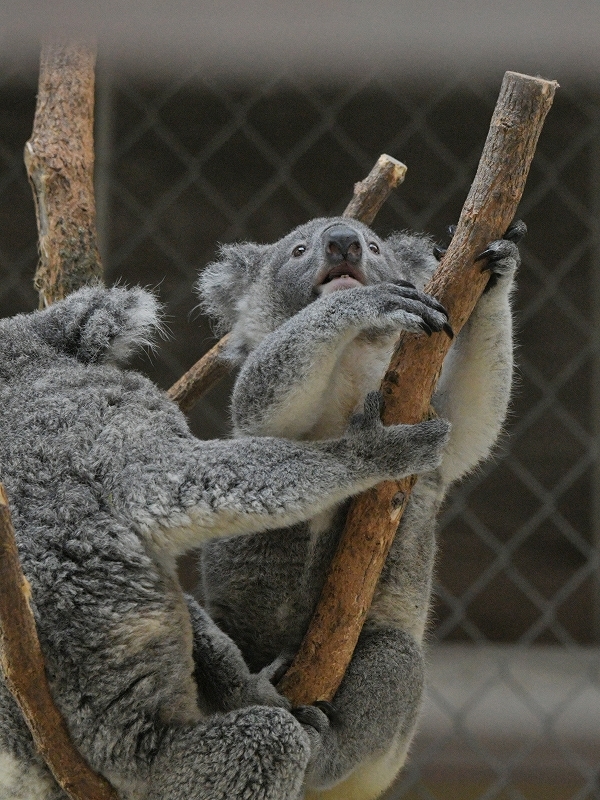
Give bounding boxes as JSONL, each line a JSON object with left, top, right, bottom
{"left": 0, "top": 485, "right": 119, "bottom": 800}
{"left": 278, "top": 71, "right": 558, "bottom": 706}
{"left": 24, "top": 40, "right": 103, "bottom": 308}
{"left": 167, "top": 154, "right": 407, "bottom": 410}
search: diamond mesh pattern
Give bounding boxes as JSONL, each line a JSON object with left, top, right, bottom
{"left": 0, "top": 63, "right": 598, "bottom": 796}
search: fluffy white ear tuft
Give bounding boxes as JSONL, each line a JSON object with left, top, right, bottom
{"left": 196, "top": 242, "right": 268, "bottom": 335}
{"left": 384, "top": 232, "right": 438, "bottom": 290}
{"left": 32, "top": 286, "right": 165, "bottom": 365}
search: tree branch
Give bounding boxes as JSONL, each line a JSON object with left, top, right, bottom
{"left": 168, "top": 333, "right": 232, "bottom": 413}
{"left": 342, "top": 153, "right": 407, "bottom": 226}
{"left": 167, "top": 154, "right": 407, "bottom": 411}
{"left": 24, "top": 39, "right": 103, "bottom": 308}
{"left": 277, "top": 71, "right": 558, "bottom": 706}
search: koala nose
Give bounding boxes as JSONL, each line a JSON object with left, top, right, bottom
{"left": 325, "top": 226, "right": 362, "bottom": 265}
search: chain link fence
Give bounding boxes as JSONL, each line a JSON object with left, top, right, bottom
{"left": 0, "top": 59, "right": 599, "bottom": 798}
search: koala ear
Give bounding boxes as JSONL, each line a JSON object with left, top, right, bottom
{"left": 196, "top": 242, "right": 268, "bottom": 335}
{"left": 32, "top": 286, "right": 164, "bottom": 365}
{"left": 384, "top": 231, "right": 438, "bottom": 289}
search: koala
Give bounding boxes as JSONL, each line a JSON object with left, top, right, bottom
{"left": 0, "top": 285, "right": 451, "bottom": 800}
{"left": 196, "top": 216, "right": 522, "bottom": 800}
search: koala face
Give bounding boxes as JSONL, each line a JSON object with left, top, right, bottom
{"left": 265, "top": 218, "right": 403, "bottom": 316}
{"left": 198, "top": 216, "right": 438, "bottom": 361}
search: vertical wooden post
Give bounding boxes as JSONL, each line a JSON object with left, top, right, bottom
{"left": 24, "top": 40, "right": 103, "bottom": 307}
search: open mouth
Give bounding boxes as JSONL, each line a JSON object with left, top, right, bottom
{"left": 315, "top": 263, "right": 365, "bottom": 295}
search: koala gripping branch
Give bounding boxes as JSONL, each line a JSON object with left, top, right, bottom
{"left": 25, "top": 40, "right": 103, "bottom": 308}
{"left": 168, "top": 154, "right": 407, "bottom": 411}
{"left": 0, "top": 485, "right": 119, "bottom": 800}
{"left": 278, "top": 71, "right": 558, "bottom": 706}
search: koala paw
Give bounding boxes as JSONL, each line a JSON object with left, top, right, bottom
{"left": 242, "top": 657, "right": 292, "bottom": 710}
{"left": 346, "top": 390, "right": 385, "bottom": 441}
{"left": 291, "top": 704, "right": 332, "bottom": 766}
{"left": 476, "top": 220, "right": 525, "bottom": 292}
{"left": 393, "top": 416, "right": 452, "bottom": 476}
{"left": 346, "top": 392, "right": 451, "bottom": 480}
{"left": 333, "top": 283, "right": 453, "bottom": 340}
{"left": 377, "top": 283, "right": 452, "bottom": 338}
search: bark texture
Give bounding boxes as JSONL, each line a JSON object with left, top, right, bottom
{"left": 278, "top": 71, "right": 558, "bottom": 706}
{"left": 25, "top": 40, "right": 103, "bottom": 308}
{"left": 0, "top": 485, "right": 119, "bottom": 800}
{"left": 168, "top": 154, "right": 407, "bottom": 410}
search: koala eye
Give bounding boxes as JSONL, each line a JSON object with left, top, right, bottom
{"left": 292, "top": 245, "right": 306, "bottom": 257}
{"left": 368, "top": 242, "right": 380, "bottom": 254}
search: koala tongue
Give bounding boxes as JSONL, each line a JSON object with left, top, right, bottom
{"left": 318, "top": 276, "right": 363, "bottom": 295}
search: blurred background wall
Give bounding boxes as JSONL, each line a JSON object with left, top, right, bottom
{"left": 0, "top": 2, "right": 599, "bottom": 797}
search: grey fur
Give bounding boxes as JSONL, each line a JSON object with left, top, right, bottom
{"left": 196, "top": 217, "right": 519, "bottom": 798}
{"left": 0, "top": 284, "right": 449, "bottom": 800}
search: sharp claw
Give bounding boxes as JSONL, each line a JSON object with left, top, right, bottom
{"left": 443, "top": 322, "right": 454, "bottom": 339}
{"left": 447, "top": 224, "right": 457, "bottom": 238}
{"left": 419, "top": 321, "right": 433, "bottom": 336}
{"left": 314, "top": 700, "right": 337, "bottom": 721}
{"left": 430, "top": 299, "right": 448, "bottom": 315}
{"left": 433, "top": 245, "right": 446, "bottom": 261}
{"left": 475, "top": 248, "right": 495, "bottom": 262}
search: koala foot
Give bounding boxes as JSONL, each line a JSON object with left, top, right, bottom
{"left": 292, "top": 704, "right": 332, "bottom": 733}
{"left": 346, "top": 391, "right": 451, "bottom": 480}
{"left": 291, "top": 704, "right": 332, "bottom": 767}
{"left": 477, "top": 220, "right": 526, "bottom": 291}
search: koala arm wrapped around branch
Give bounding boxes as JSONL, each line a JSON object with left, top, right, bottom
{"left": 278, "top": 71, "right": 558, "bottom": 706}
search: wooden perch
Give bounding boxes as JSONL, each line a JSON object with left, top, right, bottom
{"left": 277, "top": 71, "right": 558, "bottom": 706}
{"left": 0, "top": 485, "right": 119, "bottom": 800}
{"left": 24, "top": 40, "right": 103, "bottom": 308}
{"left": 167, "top": 154, "right": 407, "bottom": 411}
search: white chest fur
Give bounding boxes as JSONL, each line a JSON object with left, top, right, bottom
{"left": 306, "top": 334, "right": 396, "bottom": 440}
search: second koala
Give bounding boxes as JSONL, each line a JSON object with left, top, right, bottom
{"left": 197, "top": 216, "right": 522, "bottom": 800}
{"left": 0, "top": 285, "right": 449, "bottom": 800}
